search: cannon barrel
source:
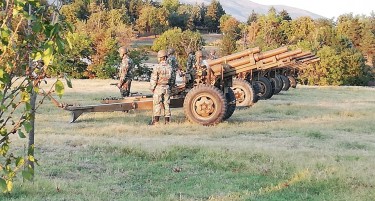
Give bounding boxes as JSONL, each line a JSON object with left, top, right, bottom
{"left": 210, "top": 47, "right": 289, "bottom": 75}
{"left": 253, "top": 46, "right": 288, "bottom": 61}
{"left": 299, "top": 56, "right": 319, "bottom": 63}
{"left": 296, "top": 54, "right": 316, "bottom": 61}
{"left": 275, "top": 49, "right": 302, "bottom": 60}
{"left": 206, "top": 47, "right": 260, "bottom": 67}
{"left": 305, "top": 58, "right": 320, "bottom": 64}
{"left": 292, "top": 51, "right": 312, "bottom": 59}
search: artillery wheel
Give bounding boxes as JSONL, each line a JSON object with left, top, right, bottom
{"left": 280, "top": 75, "right": 291, "bottom": 91}
{"left": 288, "top": 76, "right": 297, "bottom": 88}
{"left": 254, "top": 77, "right": 273, "bottom": 100}
{"left": 271, "top": 75, "right": 283, "bottom": 94}
{"left": 232, "top": 79, "right": 256, "bottom": 107}
{"left": 184, "top": 85, "right": 227, "bottom": 126}
{"left": 223, "top": 87, "right": 236, "bottom": 120}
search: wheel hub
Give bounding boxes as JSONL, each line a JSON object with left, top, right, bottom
{"left": 195, "top": 97, "right": 214, "bottom": 117}
{"left": 233, "top": 88, "right": 245, "bottom": 103}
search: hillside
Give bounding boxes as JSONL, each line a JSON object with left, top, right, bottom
{"left": 179, "top": 0, "right": 324, "bottom": 21}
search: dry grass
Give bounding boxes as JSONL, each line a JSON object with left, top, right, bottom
{"left": 5, "top": 79, "right": 375, "bottom": 200}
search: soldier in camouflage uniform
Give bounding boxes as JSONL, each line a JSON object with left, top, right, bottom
{"left": 208, "top": 49, "right": 218, "bottom": 60}
{"left": 167, "top": 48, "right": 178, "bottom": 87}
{"left": 185, "top": 48, "right": 196, "bottom": 87}
{"left": 117, "top": 47, "right": 134, "bottom": 97}
{"left": 149, "top": 50, "right": 173, "bottom": 125}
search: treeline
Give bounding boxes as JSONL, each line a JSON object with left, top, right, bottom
{"left": 239, "top": 8, "right": 375, "bottom": 85}
{"left": 57, "top": 0, "right": 374, "bottom": 85}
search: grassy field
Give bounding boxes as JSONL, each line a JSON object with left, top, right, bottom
{"left": 3, "top": 79, "right": 375, "bottom": 200}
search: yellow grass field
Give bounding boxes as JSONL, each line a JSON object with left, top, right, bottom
{"left": 6, "top": 79, "right": 375, "bottom": 200}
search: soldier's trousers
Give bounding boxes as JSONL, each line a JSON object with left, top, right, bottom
{"left": 120, "top": 79, "right": 132, "bottom": 97}
{"left": 153, "top": 85, "right": 171, "bottom": 117}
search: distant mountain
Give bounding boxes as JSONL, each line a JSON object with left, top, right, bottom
{"left": 179, "top": 0, "right": 324, "bottom": 21}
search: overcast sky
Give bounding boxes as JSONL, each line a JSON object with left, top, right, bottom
{"left": 250, "top": 0, "right": 374, "bottom": 19}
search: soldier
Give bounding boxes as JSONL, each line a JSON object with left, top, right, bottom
{"left": 185, "top": 48, "right": 196, "bottom": 87}
{"left": 149, "top": 50, "right": 173, "bottom": 125}
{"left": 208, "top": 49, "right": 218, "bottom": 60}
{"left": 195, "top": 50, "right": 211, "bottom": 84}
{"left": 167, "top": 48, "right": 178, "bottom": 87}
{"left": 117, "top": 46, "right": 134, "bottom": 97}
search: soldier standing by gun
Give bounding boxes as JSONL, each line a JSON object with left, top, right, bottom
{"left": 208, "top": 49, "right": 218, "bottom": 60}
{"left": 149, "top": 50, "right": 173, "bottom": 125}
{"left": 167, "top": 48, "right": 178, "bottom": 87}
{"left": 185, "top": 48, "right": 196, "bottom": 88}
{"left": 117, "top": 47, "right": 134, "bottom": 97}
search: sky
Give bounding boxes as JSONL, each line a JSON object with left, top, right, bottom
{"left": 250, "top": 0, "right": 375, "bottom": 19}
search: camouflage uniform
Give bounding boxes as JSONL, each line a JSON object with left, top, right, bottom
{"left": 167, "top": 54, "right": 178, "bottom": 87}
{"left": 118, "top": 55, "right": 134, "bottom": 97}
{"left": 185, "top": 51, "right": 196, "bottom": 87}
{"left": 150, "top": 61, "right": 173, "bottom": 118}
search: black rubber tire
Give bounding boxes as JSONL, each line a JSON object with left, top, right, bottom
{"left": 254, "top": 77, "right": 273, "bottom": 100}
{"left": 288, "top": 76, "right": 297, "bottom": 88}
{"left": 280, "top": 75, "right": 291, "bottom": 91}
{"left": 183, "top": 85, "right": 227, "bottom": 126}
{"left": 271, "top": 75, "right": 283, "bottom": 94}
{"left": 223, "top": 88, "right": 236, "bottom": 120}
{"left": 251, "top": 81, "right": 260, "bottom": 103}
{"left": 232, "top": 79, "right": 257, "bottom": 107}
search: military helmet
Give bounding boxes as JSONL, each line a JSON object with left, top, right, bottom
{"left": 157, "top": 50, "right": 167, "bottom": 58}
{"left": 118, "top": 46, "right": 129, "bottom": 55}
{"left": 167, "top": 48, "right": 175, "bottom": 55}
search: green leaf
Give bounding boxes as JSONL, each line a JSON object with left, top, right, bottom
{"left": 55, "top": 80, "right": 64, "bottom": 98}
{"left": 28, "top": 155, "right": 35, "bottom": 162}
{"left": 66, "top": 37, "right": 73, "bottom": 49}
{"left": 56, "top": 37, "right": 65, "bottom": 53}
{"left": 23, "top": 121, "right": 32, "bottom": 133}
{"left": 32, "top": 21, "right": 42, "bottom": 33}
{"left": 25, "top": 102, "right": 31, "bottom": 111}
{"left": 6, "top": 180, "right": 12, "bottom": 192}
{"left": 0, "top": 178, "right": 6, "bottom": 192}
{"left": 0, "top": 68, "right": 3, "bottom": 78}
{"left": 21, "top": 91, "right": 30, "bottom": 102}
{"left": 18, "top": 130, "right": 26, "bottom": 138}
{"left": 33, "top": 87, "right": 39, "bottom": 94}
{"left": 22, "top": 170, "right": 33, "bottom": 181}
{"left": 64, "top": 74, "right": 72, "bottom": 88}
{"left": 42, "top": 41, "right": 54, "bottom": 66}
{"left": 16, "top": 157, "right": 25, "bottom": 167}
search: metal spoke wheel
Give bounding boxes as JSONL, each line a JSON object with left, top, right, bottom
{"left": 184, "top": 85, "right": 227, "bottom": 126}
{"left": 254, "top": 77, "right": 273, "bottom": 100}
{"left": 232, "top": 79, "right": 257, "bottom": 107}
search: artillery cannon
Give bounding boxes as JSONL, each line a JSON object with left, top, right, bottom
{"left": 50, "top": 46, "right": 319, "bottom": 125}
{"left": 204, "top": 47, "right": 319, "bottom": 106}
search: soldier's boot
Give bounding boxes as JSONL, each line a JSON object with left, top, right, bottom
{"left": 149, "top": 116, "right": 160, "bottom": 126}
{"left": 165, "top": 117, "right": 170, "bottom": 124}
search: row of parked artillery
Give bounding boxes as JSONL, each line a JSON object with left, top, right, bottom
{"left": 52, "top": 46, "right": 319, "bottom": 125}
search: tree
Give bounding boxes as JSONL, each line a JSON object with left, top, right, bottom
{"left": 162, "top": 0, "right": 179, "bottom": 13}
{"left": 219, "top": 15, "right": 240, "bottom": 55}
{"left": 204, "top": 0, "right": 225, "bottom": 32}
{"left": 247, "top": 10, "right": 258, "bottom": 25}
{"left": 279, "top": 9, "right": 292, "bottom": 21}
{"left": 136, "top": 5, "right": 169, "bottom": 35}
{"left": 1, "top": 0, "right": 71, "bottom": 193}
{"left": 152, "top": 28, "right": 204, "bottom": 68}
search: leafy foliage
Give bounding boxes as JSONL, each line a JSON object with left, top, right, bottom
{"left": 0, "top": 0, "right": 71, "bottom": 193}
{"left": 152, "top": 28, "right": 204, "bottom": 69}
